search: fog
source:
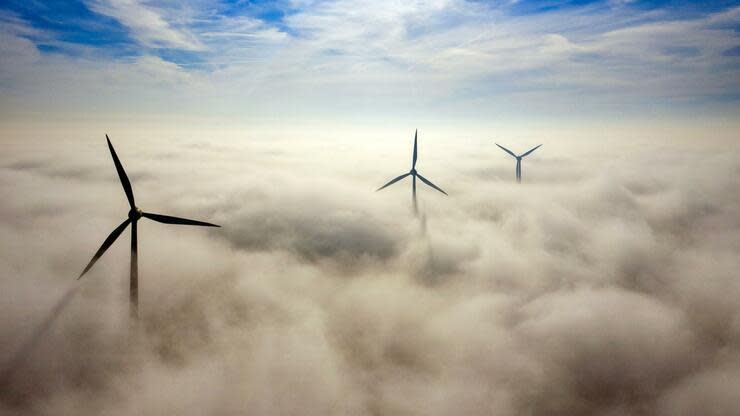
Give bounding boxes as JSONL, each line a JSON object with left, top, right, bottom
{"left": 1, "top": 129, "right": 739, "bottom": 415}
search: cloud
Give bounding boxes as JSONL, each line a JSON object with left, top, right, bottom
{"left": 218, "top": 186, "right": 399, "bottom": 267}
{"left": 0, "top": 132, "right": 739, "bottom": 415}
{"left": 85, "top": 0, "right": 203, "bottom": 50}
{"left": 2, "top": 2, "right": 739, "bottom": 121}
{"left": 656, "top": 365, "right": 740, "bottom": 416}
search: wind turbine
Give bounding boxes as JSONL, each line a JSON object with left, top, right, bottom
{"left": 78, "top": 135, "right": 219, "bottom": 319}
{"left": 495, "top": 143, "right": 542, "bottom": 183}
{"left": 377, "top": 130, "right": 447, "bottom": 214}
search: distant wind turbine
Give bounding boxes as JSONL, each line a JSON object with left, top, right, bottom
{"left": 495, "top": 143, "right": 542, "bottom": 183}
{"left": 377, "top": 130, "right": 447, "bottom": 214}
{"left": 78, "top": 135, "right": 219, "bottom": 319}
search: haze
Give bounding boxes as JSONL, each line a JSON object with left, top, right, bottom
{"left": 1, "top": 1, "right": 739, "bottom": 415}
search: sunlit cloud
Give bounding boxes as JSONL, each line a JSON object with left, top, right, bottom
{"left": 1, "top": 2, "right": 740, "bottom": 415}
{"left": 84, "top": 0, "right": 203, "bottom": 50}
{"left": 0, "top": 1, "right": 738, "bottom": 122}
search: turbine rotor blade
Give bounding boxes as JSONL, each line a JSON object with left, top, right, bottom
{"left": 142, "top": 212, "right": 220, "bottom": 227}
{"left": 412, "top": 129, "right": 418, "bottom": 169}
{"left": 416, "top": 172, "right": 448, "bottom": 196}
{"left": 376, "top": 173, "right": 410, "bottom": 191}
{"left": 106, "top": 135, "right": 135, "bottom": 209}
{"left": 495, "top": 143, "right": 517, "bottom": 158}
{"left": 78, "top": 219, "right": 131, "bottom": 279}
{"left": 521, "top": 144, "right": 542, "bottom": 157}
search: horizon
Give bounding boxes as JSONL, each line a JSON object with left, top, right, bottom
{"left": 2, "top": 1, "right": 740, "bottom": 416}
{"left": 1, "top": 1, "right": 739, "bottom": 130}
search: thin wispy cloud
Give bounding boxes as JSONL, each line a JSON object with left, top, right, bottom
{"left": 84, "top": 0, "right": 203, "bottom": 50}
{"left": 0, "top": 1, "right": 738, "bottom": 122}
{"left": 1, "top": 2, "right": 739, "bottom": 415}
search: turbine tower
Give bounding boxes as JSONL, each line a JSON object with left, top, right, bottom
{"left": 495, "top": 143, "right": 542, "bottom": 183}
{"left": 377, "top": 130, "right": 447, "bottom": 214}
{"left": 78, "top": 135, "right": 219, "bottom": 319}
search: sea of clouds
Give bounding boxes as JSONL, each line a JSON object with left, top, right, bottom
{"left": 1, "top": 129, "right": 739, "bottom": 415}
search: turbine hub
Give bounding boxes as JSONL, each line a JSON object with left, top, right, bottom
{"left": 128, "top": 207, "right": 142, "bottom": 221}
{"left": 410, "top": 168, "right": 417, "bottom": 175}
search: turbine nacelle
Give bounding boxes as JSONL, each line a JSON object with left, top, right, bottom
{"left": 128, "top": 207, "right": 143, "bottom": 221}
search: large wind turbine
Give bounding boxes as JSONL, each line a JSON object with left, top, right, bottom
{"left": 495, "top": 143, "right": 542, "bottom": 183}
{"left": 78, "top": 135, "right": 219, "bottom": 319}
{"left": 377, "top": 130, "right": 447, "bottom": 214}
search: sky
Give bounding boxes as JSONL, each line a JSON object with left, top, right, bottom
{"left": 1, "top": 1, "right": 740, "bottom": 416}
{"left": 1, "top": 0, "right": 740, "bottom": 133}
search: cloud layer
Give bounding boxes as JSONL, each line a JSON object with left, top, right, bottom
{"left": 1, "top": 132, "right": 739, "bottom": 415}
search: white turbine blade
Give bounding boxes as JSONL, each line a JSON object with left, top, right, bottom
{"left": 106, "top": 135, "right": 135, "bottom": 209}
{"left": 376, "top": 173, "right": 410, "bottom": 191}
{"left": 416, "top": 173, "right": 448, "bottom": 196}
{"left": 78, "top": 219, "right": 131, "bottom": 279}
{"left": 142, "top": 212, "right": 219, "bottom": 227}
{"left": 412, "top": 130, "right": 418, "bottom": 169}
{"left": 521, "top": 144, "right": 542, "bottom": 157}
{"left": 495, "top": 143, "right": 517, "bottom": 158}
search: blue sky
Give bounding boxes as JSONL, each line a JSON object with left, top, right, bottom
{"left": 1, "top": 0, "right": 739, "bottom": 127}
